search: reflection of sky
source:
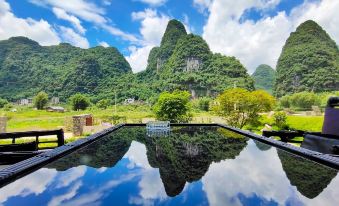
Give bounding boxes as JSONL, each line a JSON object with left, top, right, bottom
{"left": 0, "top": 139, "right": 338, "bottom": 206}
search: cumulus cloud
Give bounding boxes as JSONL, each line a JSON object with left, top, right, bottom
{"left": 0, "top": 169, "right": 57, "bottom": 204}
{"left": 52, "top": 7, "right": 85, "bottom": 34}
{"left": 99, "top": 41, "right": 110, "bottom": 47}
{"left": 202, "top": 139, "right": 339, "bottom": 206}
{"left": 193, "top": 0, "right": 212, "bottom": 14}
{"left": 0, "top": 0, "right": 60, "bottom": 45}
{"left": 29, "top": 0, "right": 138, "bottom": 42}
{"left": 134, "top": 0, "right": 167, "bottom": 7}
{"left": 58, "top": 26, "right": 89, "bottom": 48}
{"left": 202, "top": 0, "right": 339, "bottom": 73}
{"left": 126, "top": 9, "right": 170, "bottom": 72}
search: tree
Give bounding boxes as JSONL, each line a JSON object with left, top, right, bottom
{"left": 70, "top": 93, "right": 90, "bottom": 111}
{"left": 153, "top": 90, "right": 192, "bottom": 123}
{"left": 0, "top": 98, "right": 8, "bottom": 108}
{"left": 96, "top": 99, "right": 111, "bottom": 109}
{"left": 33, "top": 91, "right": 48, "bottom": 110}
{"left": 213, "top": 88, "right": 276, "bottom": 128}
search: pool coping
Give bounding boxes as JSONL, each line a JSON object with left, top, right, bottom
{"left": 0, "top": 123, "right": 338, "bottom": 187}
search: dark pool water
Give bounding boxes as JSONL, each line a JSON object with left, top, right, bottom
{"left": 0, "top": 126, "right": 338, "bottom": 206}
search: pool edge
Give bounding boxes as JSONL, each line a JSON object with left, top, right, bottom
{"left": 0, "top": 123, "right": 338, "bottom": 188}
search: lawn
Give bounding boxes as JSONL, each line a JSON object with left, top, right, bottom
{"left": 286, "top": 116, "right": 324, "bottom": 132}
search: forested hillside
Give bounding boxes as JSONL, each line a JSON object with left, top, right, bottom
{"left": 0, "top": 37, "right": 132, "bottom": 102}
{"left": 2, "top": 19, "right": 335, "bottom": 102}
{"left": 252, "top": 64, "right": 276, "bottom": 93}
{"left": 274, "top": 20, "right": 339, "bottom": 97}
{"left": 138, "top": 19, "right": 254, "bottom": 98}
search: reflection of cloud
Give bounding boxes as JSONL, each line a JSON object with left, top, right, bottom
{"left": 299, "top": 176, "right": 339, "bottom": 206}
{"left": 56, "top": 166, "right": 86, "bottom": 188}
{"left": 138, "top": 169, "right": 167, "bottom": 200}
{"left": 61, "top": 173, "right": 137, "bottom": 206}
{"left": 125, "top": 141, "right": 168, "bottom": 204}
{"left": 0, "top": 168, "right": 57, "bottom": 204}
{"left": 202, "top": 140, "right": 339, "bottom": 206}
{"left": 97, "top": 167, "right": 108, "bottom": 173}
{"left": 124, "top": 141, "right": 152, "bottom": 169}
{"left": 202, "top": 140, "right": 295, "bottom": 206}
{"left": 48, "top": 181, "right": 82, "bottom": 206}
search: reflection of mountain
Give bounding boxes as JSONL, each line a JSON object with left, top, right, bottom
{"left": 143, "top": 127, "right": 248, "bottom": 197}
{"left": 253, "top": 140, "right": 272, "bottom": 151}
{"left": 46, "top": 126, "right": 248, "bottom": 197}
{"left": 277, "top": 150, "right": 338, "bottom": 199}
{"left": 47, "top": 129, "right": 134, "bottom": 170}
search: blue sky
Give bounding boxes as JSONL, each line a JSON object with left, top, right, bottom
{"left": 0, "top": 0, "right": 338, "bottom": 73}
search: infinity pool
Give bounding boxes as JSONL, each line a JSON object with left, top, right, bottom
{"left": 0, "top": 126, "right": 338, "bottom": 206}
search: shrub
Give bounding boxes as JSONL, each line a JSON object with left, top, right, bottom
{"left": 153, "top": 90, "right": 192, "bottom": 123}
{"left": 33, "top": 91, "right": 48, "bottom": 110}
{"left": 0, "top": 98, "right": 8, "bottom": 108}
{"left": 3, "top": 103, "right": 13, "bottom": 111}
{"left": 198, "top": 97, "right": 211, "bottom": 111}
{"left": 69, "top": 93, "right": 90, "bottom": 111}
{"left": 279, "top": 95, "right": 291, "bottom": 108}
{"left": 96, "top": 99, "right": 111, "bottom": 109}
{"left": 273, "top": 111, "right": 288, "bottom": 129}
{"left": 289, "top": 92, "right": 320, "bottom": 110}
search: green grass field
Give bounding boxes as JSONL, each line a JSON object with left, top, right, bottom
{"left": 1, "top": 105, "right": 324, "bottom": 132}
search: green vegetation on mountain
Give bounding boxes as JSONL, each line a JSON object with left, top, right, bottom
{"left": 252, "top": 64, "right": 276, "bottom": 93}
{"left": 0, "top": 36, "right": 132, "bottom": 102}
{"left": 274, "top": 20, "right": 339, "bottom": 97}
{"left": 139, "top": 20, "right": 254, "bottom": 98}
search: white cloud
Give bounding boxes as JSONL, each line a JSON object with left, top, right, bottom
{"left": 55, "top": 166, "right": 86, "bottom": 188}
{"left": 99, "top": 41, "right": 110, "bottom": 47}
{"left": 102, "top": 0, "right": 112, "bottom": 6}
{"left": 58, "top": 26, "right": 89, "bottom": 48}
{"left": 202, "top": 139, "right": 339, "bottom": 206}
{"left": 29, "top": 0, "right": 138, "bottom": 42}
{"left": 193, "top": 0, "right": 212, "bottom": 13}
{"left": 0, "top": 168, "right": 57, "bottom": 204}
{"left": 0, "top": 0, "right": 60, "bottom": 45}
{"left": 48, "top": 181, "right": 82, "bottom": 206}
{"left": 52, "top": 7, "right": 85, "bottom": 34}
{"left": 134, "top": 0, "right": 167, "bottom": 7}
{"left": 124, "top": 141, "right": 168, "bottom": 205}
{"left": 202, "top": 0, "right": 339, "bottom": 73}
{"left": 127, "top": 9, "right": 170, "bottom": 72}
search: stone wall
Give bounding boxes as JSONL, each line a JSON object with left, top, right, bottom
{"left": 72, "top": 116, "right": 88, "bottom": 136}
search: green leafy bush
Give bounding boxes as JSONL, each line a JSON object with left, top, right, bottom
{"left": 198, "top": 97, "right": 211, "bottom": 111}
{"left": 96, "top": 99, "right": 111, "bottom": 109}
{"left": 33, "top": 91, "right": 48, "bottom": 110}
{"left": 289, "top": 92, "right": 320, "bottom": 110}
{"left": 0, "top": 98, "right": 8, "bottom": 108}
{"left": 69, "top": 93, "right": 90, "bottom": 111}
{"left": 273, "top": 111, "right": 288, "bottom": 129}
{"left": 153, "top": 90, "right": 192, "bottom": 123}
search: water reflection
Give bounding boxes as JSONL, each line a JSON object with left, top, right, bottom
{"left": 0, "top": 126, "right": 338, "bottom": 206}
{"left": 277, "top": 150, "right": 337, "bottom": 199}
